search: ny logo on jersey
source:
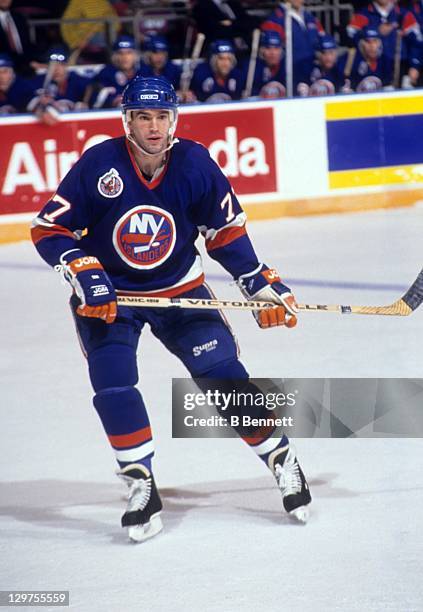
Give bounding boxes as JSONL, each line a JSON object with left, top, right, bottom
{"left": 112, "top": 205, "right": 176, "bottom": 270}
{"left": 97, "top": 168, "right": 124, "bottom": 198}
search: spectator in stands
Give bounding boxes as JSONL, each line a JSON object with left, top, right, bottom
{"left": 347, "top": 0, "right": 422, "bottom": 87}
{"left": 29, "top": 46, "right": 91, "bottom": 125}
{"left": 0, "top": 52, "right": 33, "bottom": 112}
{"left": 61, "top": 0, "right": 119, "bottom": 64}
{"left": 261, "top": 0, "right": 326, "bottom": 91}
{"left": 90, "top": 35, "right": 139, "bottom": 108}
{"left": 343, "top": 26, "right": 394, "bottom": 92}
{"left": 192, "top": 0, "right": 260, "bottom": 51}
{"left": 190, "top": 38, "right": 243, "bottom": 102}
{"left": 241, "top": 31, "right": 286, "bottom": 99}
{"left": 137, "top": 35, "right": 182, "bottom": 89}
{"left": 0, "top": 0, "right": 36, "bottom": 75}
{"left": 309, "top": 35, "right": 346, "bottom": 95}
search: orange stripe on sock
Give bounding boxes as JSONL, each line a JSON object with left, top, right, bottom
{"left": 109, "top": 426, "right": 152, "bottom": 448}
{"left": 242, "top": 422, "right": 276, "bottom": 446}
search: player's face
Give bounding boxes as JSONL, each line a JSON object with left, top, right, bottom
{"left": 262, "top": 46, "right": 282, "bottom": 67}
{"left": 51, "top": 62, "right": 67, "bottom": 82}
{"left": 114, "top": 49, "right": 137, "bottom": 71}
{"left": 215, "top": 53, "right": 233, "bottom": 77}
{"left": 129, "top": 109, "right": 171, "bottom": 155}
{"left": 363, "top": 38, "right": 380, "bottom": 60}
{"left": 0, "top": 0, "right": 12, "bottom": 9}
{"left": 0, "top": 66, "right": 13, "bottom": 90}
{"left": 321, "top": 49, "right": 337, "bottom": 70}
{"left": 150, "top": 51, "right": 167, "bottom": 70}
{"left": 290, "top": 0, "right": 303, "bottom": 10}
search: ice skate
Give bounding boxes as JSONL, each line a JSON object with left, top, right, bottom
{"left": 269, "top": 445, "right": 311, "bottom": 523}
{"left": 117, "top": 464, "right": 163, "bottom": 543}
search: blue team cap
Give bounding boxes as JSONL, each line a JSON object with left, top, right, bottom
{"left": 47, "top": 47, "right": 69, "bottom": 62}
{"left": 113, "top": 35, "right": 137, "bottom": 52}
{"left": 146, "top": 35, "right": 169, "bottom": 53}
{"left": 0, "top": 53, "right": 13, "bottom": 68}
{"left": 260, "top": 31, "right": 282, "bottom": 48}
{"left": 319, "top": 35, "right": 337, "bottom": 51}
{"left": 362, "top": 26, "right": 380, "bottom": 40}
{"left": 210, "top": 39, "right": 235, "bottom": 56}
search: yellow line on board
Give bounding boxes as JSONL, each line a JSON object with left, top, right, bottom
{"left": 329, "top": 164, "right": 423, "bottom": 189}
{"left": 0, "top": 223, "right": 31, "bottom": 244}
{"left": 326, "top": 96, "right": 423, "bottom": 120}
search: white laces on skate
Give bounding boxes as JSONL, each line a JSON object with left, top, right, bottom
{"left": 274, "top": 448, "right": 302, "bottom": 496}
{"left": 119, "top": 473, "right": 152, "bottom": 512}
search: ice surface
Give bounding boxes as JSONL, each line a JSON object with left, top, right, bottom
{"left": 1, "top": 207, "right": 422, "bottom": 611}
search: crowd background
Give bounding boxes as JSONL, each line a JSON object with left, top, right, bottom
{"left": 0, "top": 0, "right": 422, "bottom": 122}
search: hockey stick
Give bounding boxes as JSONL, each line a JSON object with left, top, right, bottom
{"left": 116, "top": 268, "right": 423, "bottom": 316}
{"left": 180, "top": 32, "right": 206, "bottom": 94}
{"left": 392, "top": 28, "right": 402, "bottom": 89}
{"left": 285, "top": 3, "right": 293, "bottom": 97}
{"left": 343, "top": 47, "right": 356, "bottom": 79}
{"left": 242, "top": 28, "right": 260, "bottom": 99}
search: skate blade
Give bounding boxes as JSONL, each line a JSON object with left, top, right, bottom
{"left": 289, "top": 505, "right": 309, "bottom": 524}
{"left": 127, "top": 514, "right": 163, "bottom": 543}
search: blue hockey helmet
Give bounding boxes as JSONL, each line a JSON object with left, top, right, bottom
{"left": 113, "top": 35, "right": 137, "bottom": 52}
{"left": 260, "top": 31, "right": 282, "bottom": 48}
{"left": 121, "top": 76, "right": 178, "bottom": 151}
{"left": 146, "top": 35, "right": 169, "bottom": 53}
{"left": 319, "top": 35, "right": 337, "bottom": 52}
{"left": 122, "top": 75, "right": 177, "bottom": 113}
{"left": 46, "top": 46, "right": 69, "bottom": 63}
{"left": 361, "top": 26, "right": 381, "bottom": 40}
{"left": 0, "top": 53, "right": 13, "bottom": 68}
{"left": 209, "top": 39, "right": 235, "bottom": 56}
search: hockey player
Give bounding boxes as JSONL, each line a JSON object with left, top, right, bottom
{"left": 31, "top": 76, "right": 311, "bottom": 543}
{"left": 137, "top": 35, "right": 182, "bottom": 91}
{"left": 90, "top": 35, "right": 140, "bottom": 109}
{"left": 344, "top": 27, "right": 394, "bottom": 92}
{"left": 309, "top": 35, "right": 345, "bottom": 95}
{"left": 29, "top": 47, "right": 91, "bottom": 124}
{"left": 261, "top": 0, "right": 326, "bottom": 91}
{"left": 0, "top": 53, "right": 34, "bottom": 113}
{"left": 241, "top": 31, "right": 286, "bottom": 98}
{"left": 347, "top": 0, "right": 422, "bottom": 87}
{"left": 191, "top": 39, "right": 243, "bottom": 102}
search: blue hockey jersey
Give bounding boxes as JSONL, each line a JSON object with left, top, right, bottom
{"left": 90, "top": 64, "right": 138, "bottom": 108}
{"left": 32, "top": 137, "right": 260, "bottom": 295}
{"left": 0, "top": 75, "right": 34, "bottom": 113}
{"left": 30, "top": 71, "right": 91, "bottom": 111}
{"left": 262, "top": 4, "right": 325, "bottom": 86}
{"left": 241, "top": 57, "right": 286, "bottom": 97}
{"left": 137, "top": 61, "right": 182, "bottom": 90}
{"left": 191, "top": 62, "right": 243, "bottom": 102}
{"left": 344, "top": 51, "right": 393, "bottom": 91}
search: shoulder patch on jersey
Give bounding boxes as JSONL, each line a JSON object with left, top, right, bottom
{"left": 98, "top": 168, "right": 124, "bottom": 198}
{"left": 112, "top": 205, "right": 176, "bottom": 270}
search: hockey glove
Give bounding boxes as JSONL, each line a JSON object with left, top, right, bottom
{"left": 61, "top": 250, "right": 117, "bottom": 324}
{"left": 237, "top": 264, "right": 298, "bottom": 329}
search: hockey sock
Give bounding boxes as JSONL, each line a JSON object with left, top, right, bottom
{"left": 93, "top": 386, "right": 154, "bottom": 471}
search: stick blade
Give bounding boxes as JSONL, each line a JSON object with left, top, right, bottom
{"left": 350, "top": 299, "right": 413, "bottom": 316}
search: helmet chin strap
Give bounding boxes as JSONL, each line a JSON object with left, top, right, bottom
{"left": 126, "top": 132, "right": 178, "bottom": 157}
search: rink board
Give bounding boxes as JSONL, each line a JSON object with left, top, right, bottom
{"left": 0, "top": 90, "right": 422, "bottom": 242}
